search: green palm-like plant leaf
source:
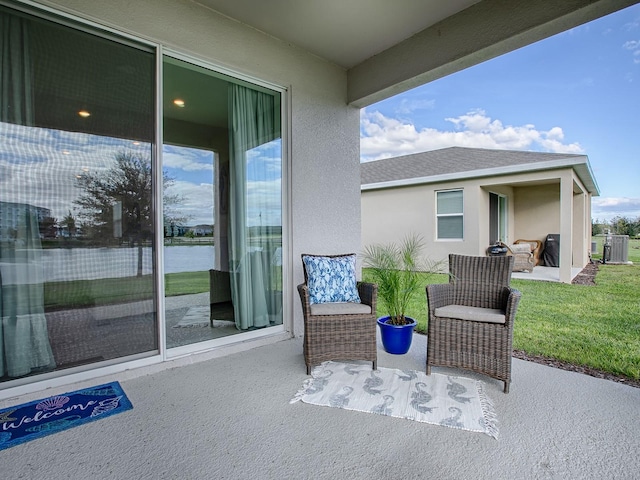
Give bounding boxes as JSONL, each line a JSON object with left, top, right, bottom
{"left": 362, "top": 233, "right": 442, "bottom": 325}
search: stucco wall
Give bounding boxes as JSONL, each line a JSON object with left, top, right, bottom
{"left": 361, "top": 171, "right": 585, "bottom": 267}
{"left": 39, "top": 0, "right": 361, "bottom": 337}
{"left": 362, "top": 181, "right": 485, "bottom": 266}
{"left": 513, "top": 184, "right": 561, "bottom": 244}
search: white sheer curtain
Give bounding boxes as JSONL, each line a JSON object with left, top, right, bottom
{"left": 228, "top": 84, "right": 280, "bottom": 330}
{"left": 0, "top": 11, "right": 34, "bottom": 125}
{"left": 0, "top": 11, "right": 56, "bottom": 378}
{"left": 0, "top": 207, "right": 56, "bottom": 377}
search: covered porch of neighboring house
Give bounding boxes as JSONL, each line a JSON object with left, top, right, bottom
{"left": 512, "top": 265, "right": 585, "bottom": 283}
{"left": 482, "top": 166, "right": 597, "bottom": 285}
{"left": 1, "top": 333, "right": 638, "bottom": 479}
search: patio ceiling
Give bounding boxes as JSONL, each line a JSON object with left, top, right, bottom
{"left": 195, "top": 0, "right": 640, "bottom": 107}
{"left": 194, "top": 0, "right": 481, "bottom": 69}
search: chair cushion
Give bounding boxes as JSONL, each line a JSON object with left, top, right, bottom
{"left": 509, "top": 243, "right": 532, "bottom": 254}
{"left": 309, "top": 302, "right": 372, "bottom": 315}
{"left": 435, "top": 305, "right": 506, "bottom": 324}
{"left": 302, "top": 254, "right": 361, "bottom": 305}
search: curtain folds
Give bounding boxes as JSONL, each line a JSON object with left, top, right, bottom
{"left": 0, "top": 206, "right": 56, "bottom": 378}
{"left": 228, "top": 84, "right": 280, "bottom": 330}
{"left": 0, "top": 12, "right": 35, "bottom": 125}
{"left": 0, "top": 12, "right": 56, "bottom": 378}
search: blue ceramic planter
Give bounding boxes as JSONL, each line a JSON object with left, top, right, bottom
{"left": 377, "top": 316, "right": 416, "bottom": 355}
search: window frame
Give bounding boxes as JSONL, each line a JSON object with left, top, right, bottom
{"left": 435, "top": 188, "right": 464, "bottom": 241}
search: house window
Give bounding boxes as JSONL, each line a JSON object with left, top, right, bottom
{"left": 489, "top": 193, "right": 508, "bottom": 244}
{"left": 436, "top": 189, "right": 463, "bottom": 240}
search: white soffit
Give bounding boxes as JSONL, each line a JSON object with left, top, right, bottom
{"left": 194, "top": 0, "right": 480, "bottom": 68}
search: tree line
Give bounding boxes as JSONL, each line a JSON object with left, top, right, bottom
{"left": 38, "top": 151, "right": 186, "bottom": 248}
{"left": 592, "top": 216, "right": 640, "bottom": 237}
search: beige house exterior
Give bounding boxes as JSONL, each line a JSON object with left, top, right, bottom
{"left": 361, "top": 147, "right": 600, "bottom": 283}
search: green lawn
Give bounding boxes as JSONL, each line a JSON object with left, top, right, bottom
{"left": 511, "top": 265, "right": 640, "bottom": 380}
{"left": 44, "top": 271, "right": 208, "bottom": 310}
{"left": 365, "top": 260, "right": 640, "bottom": 381}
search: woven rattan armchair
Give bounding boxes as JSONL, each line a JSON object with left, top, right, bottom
{"left": 298, "top": 254, "right": 378, "bottom": 374}
{"left": 514, "top": 239, "right": 543, "bottom": 266}
{"left": 426, "top": 254, "right": 521, "bottom": 393}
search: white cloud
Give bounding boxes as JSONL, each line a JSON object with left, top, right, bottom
{"left": 622, "top": 39, "right": 640, "bottom": 64}
{"left": 624, "top": 15, "right": 640, "bottom": 31}
{"left": 395, "top": 98, "right": 436, "bottom": 115}
{"left": 592, "top": 197, "right": 640, "bottom": 221}
{"left": 163, "top": 148, "right": 213, "bottom": 172}
{"left": 246, "top": 178, "right": 282, "bottom": 227}
{"left": 360, "top": 109, "right": 584, "bottom": 161}
{"left": 165, "top": 180, "right": 214, "bottom": 225}
{"left": 0, "top": 123, "right": 147, "bottom": 219}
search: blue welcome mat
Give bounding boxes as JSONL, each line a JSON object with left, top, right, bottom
{"left": 0, "top": 382, "right": 132, "bottom": 451}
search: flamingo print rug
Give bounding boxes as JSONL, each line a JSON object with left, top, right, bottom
{"left": 0, "top": 382, "right": 132, "bottom": 451}
{"left": 291, "top": 361, "right": 498, "bottom": 439}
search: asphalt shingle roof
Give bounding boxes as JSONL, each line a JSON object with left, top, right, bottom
{"left": 361, "top": 146, "right": 587, "bottom": 186}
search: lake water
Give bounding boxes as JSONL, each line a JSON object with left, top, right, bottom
{"left": 40, "top": 246, "right": 215, "bottom": 282}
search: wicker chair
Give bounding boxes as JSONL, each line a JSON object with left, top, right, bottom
{"left": 298, "top": 254, "right": 378, "bottom": 374}
{"left": 506, "top": 243, "right": 534, "bottom": 272}
{"left": 426, "top": 254, "right": 521, "bottom": 393}
{"left": 514, "top": 239, "right": 543, "bottom": 266}
{"left": 209, "top": 269, "right": 232, "bottom": 326}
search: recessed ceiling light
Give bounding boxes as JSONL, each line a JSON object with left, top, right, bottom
{"left": 173, "top": 99, "right": 185, "bottom": 108}
{"left": 78, "top": 110, "right": 91, "bottom": 118}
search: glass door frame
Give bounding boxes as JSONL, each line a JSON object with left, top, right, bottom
{"left": 156, "top": 48, "right": 291, "bottom": 360}
{"left": 489, "top": 192, "right": 508, "bottom": 244}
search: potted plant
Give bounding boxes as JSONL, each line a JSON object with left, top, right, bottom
{"left": 362, "top": 233, "right": 436, "bottom": 355}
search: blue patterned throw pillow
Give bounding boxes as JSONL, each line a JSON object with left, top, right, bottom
{"left": 302, "top": 254, "right": 361, "bottom": 305}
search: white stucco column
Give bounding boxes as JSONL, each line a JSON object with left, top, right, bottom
{"left": 559, "top": 174, "right": 574, "bottom": 283}
{"left": 573, "top": 184, "right": 587, "bottom": 268}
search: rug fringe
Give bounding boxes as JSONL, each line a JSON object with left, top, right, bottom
{"left": 477, "top": 380, "right": 499, "bottom": 439}
{"left": 290, "top": 363, "right": 328, "bottom": 404}
{"left": 289, "top": 377, "right": 314, "bottom": 403}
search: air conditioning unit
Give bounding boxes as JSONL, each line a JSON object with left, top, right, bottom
{"left": 604, "top": 235, "right": 629, "bottom": 263}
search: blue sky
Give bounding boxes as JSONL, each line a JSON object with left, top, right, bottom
{"left": 361, "top": 3, "right": 640, "bottom": 222}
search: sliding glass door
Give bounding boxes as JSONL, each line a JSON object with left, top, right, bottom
{"left": 489, "top": 192, "right": 508, "bottom": 244}
{"left": 162, "top": 56, "right": 283, "bottom": 349}
{"left": 0, "top": 4, "right": 157, "bottom": 383}
{"left": 0, "top": 2, "right": 285, "bottom": 387}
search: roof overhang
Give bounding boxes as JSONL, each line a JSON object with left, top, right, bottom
{"left": 196, "top": 0, "right": 639, "bottom": 107}
{"left": 362, "top": 156, "right": 600, "bottom": 196}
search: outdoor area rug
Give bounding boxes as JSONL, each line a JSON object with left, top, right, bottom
{"left": 291, "top": 361, "right": 498, "bottom": 439}
{"left": 0, "top": 382, "right": 132, "bottom": 451}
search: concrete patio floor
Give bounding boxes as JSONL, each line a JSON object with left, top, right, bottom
{"left": 1, "top": 333, "right": 639, "bottom": 480}
{"left": 511, "top": 265, "right": 583, "bottom": 282}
